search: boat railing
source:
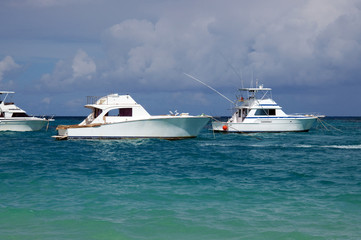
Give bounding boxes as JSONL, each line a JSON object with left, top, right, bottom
{"left": 289, "top": 112, "right": 324, "bottom": 117}
{"left": 87, "top": 96, "right": 102, "bottom": 104}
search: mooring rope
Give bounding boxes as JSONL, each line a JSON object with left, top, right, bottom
{"left": 316, "top": 117, "right": 343, "bottom": 132}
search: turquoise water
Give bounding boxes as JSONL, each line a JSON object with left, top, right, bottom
{"left": 1, "top": 117, "right": 361, "bottom": 240}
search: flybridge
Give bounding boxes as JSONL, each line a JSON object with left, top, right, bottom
{"left": 0, "top": 91, "right": 15, "bottom": 94}
{"left": 86, "top": 94, "right": 137, "bottom": 106}
{"left": 239, "top": 85, "right": 273, "bottom": 101}
{"left": 0, "top": 91, "right": 15, "bottom": 104}
{"left": 239, "top": 86, "right": 272, "bottom": 92}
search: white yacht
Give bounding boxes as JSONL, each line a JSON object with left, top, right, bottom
{"left": 53, "top": 93, "right": 210, "bottom": 140}
{"left": 212, "top": 85, "right": 319, "bottom": 133}
{"left": 0, "top": 91, "right": 53, "bottom": 131}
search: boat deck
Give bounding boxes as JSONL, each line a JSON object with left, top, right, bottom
{"left": 56, "top": 123, "right": 102, "bottom": 130}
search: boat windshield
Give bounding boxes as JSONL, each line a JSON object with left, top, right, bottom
{"left": 94, "top": 108, "right": 102, "bottom": 118}
{"left": 12, "top": 112, "right": 29, "bottom": 117}
{"left": 255, "top": 109, "right": 276, "bottom": 116}
{"left": 105, "top": 108, "right": 133, "bottom": 117}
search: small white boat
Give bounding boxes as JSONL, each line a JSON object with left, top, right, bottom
{"left": 212, "top": 85, "right": 319, "bottom": 133}
{"left": 0, "top": 91, "right": 53, "bottom": 131}
{"left": 53, "top": 93, "right": 210, "bottom": 140}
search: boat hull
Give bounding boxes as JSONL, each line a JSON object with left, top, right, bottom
{"left": 0, "top": 118, "right": 49, "bottom": 131}
{"left": 55, "top": 116, "right": 210, "bottom": 140}
{"left": 212, "top": 117, "right": 317, "bottom": 133}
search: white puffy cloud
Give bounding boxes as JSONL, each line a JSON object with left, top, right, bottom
{"left": 96, "top": 0, "right": 361, "bottom": 93}
{"left": 0, "top": 56, "right": 20, "bottom": 82}
{"left": 100, "top": 17, "right": 223, "bottom": 91}
{"left": 72, "top": 49, "right": 96, "bottom": 79}
{"left": 39, "top": 49, "right": 96, "bottom": 90}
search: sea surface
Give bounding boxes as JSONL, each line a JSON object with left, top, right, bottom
{"left": 1, "top": 117, "right": 361, "bottom": 240}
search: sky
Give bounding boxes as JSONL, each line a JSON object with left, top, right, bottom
{"left": 0, "top": 0, "right": 361, "bottom": 116}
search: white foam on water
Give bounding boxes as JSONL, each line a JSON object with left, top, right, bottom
{"left": 294, "top": 144, "right": 314, "bottom": 148}
{"left": 321, "top": 144, "right": 361, "bottom": 149}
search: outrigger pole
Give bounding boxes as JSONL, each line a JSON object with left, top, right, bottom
{"left": 183, "top": 73, "right": 234, "bottom": 104}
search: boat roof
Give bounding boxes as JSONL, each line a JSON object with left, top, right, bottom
{"left": 0, "top": 91, "right": 15, "bottom": 94}
{"left": 239, "top": 86, "right": 272, "bottom": 92}
{"left": 85, "top": 94, "right": 139, "bottom": 109}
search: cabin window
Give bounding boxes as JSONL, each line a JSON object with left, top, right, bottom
{"left": 255, "top": 109, "right": 267, "bottom": 115}
{"left": 268, "top": 109, "right": 276, "bottom": 115}
{"left": 106, "top": 108, "right": 133, "bottom": 117}
{"left": 238, "top": 109, "right": 248, "bottom": 117}
{"left": 242, "top": 109, "right": 248, "bottom": 117}
{"left": 119, "top": 108, "right": 132, "bottom": 116}
{"left": 94, "top": 108, "right": 102, "bottom": 118}
{"left": 12, "top": 112, "right": 29, "bottom": 117}
{"left": 255, "top": 109, "right": 276, "bottom": 116}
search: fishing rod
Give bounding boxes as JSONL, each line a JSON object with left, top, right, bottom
{"left": 183, "top": 73, "right": 234, "bottom": 104}
{"left": 217, "top": 51, "right": 244, "bottom": 89}
{"left": 184, "top": 73, "right": 262, "bottom": 140}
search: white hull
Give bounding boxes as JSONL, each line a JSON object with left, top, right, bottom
{"left": 212, "top": 117, "right": 317, "bottom": 133}
{"left": 57, "top": 116, "right": 210, "bottom": 139}
{"left": 0, "top": 118, "right": 49, "bottom": 131}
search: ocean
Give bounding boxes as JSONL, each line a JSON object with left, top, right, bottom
{"left": 1, "top": 117, "right": 360, "bottom": 240}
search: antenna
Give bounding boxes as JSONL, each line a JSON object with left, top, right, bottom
{"left": 183, "top": 73, "right": 234, "bottom": 104}
{"left": 251, "top": 69, "right": 254, "bottom": 88}
{"left": 218, "top": 51, "right": 244, "bottom": 89}
{"left": 240, "top": 70, "right": 244, "bottom": 89}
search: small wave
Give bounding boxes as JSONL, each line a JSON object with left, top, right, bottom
{"left": 200, "top": 142, "right": 361, "bottom": 150}
{"left": 294, "top": 144, "right": 313, "bottom": 148}
{"left": 273, "top": 144, "right": 361, "bottom": 149}
{"left": 293, "top": 144, "right": 361, "bottom": 149}
{"left": 321, "top": 145, "right": 361, "bottom": 149}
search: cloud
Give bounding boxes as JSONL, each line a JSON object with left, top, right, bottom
{"left": 14, "top": 0, "right": 360, "bottom": 115}
{"left": 39, "top": 49, "right": 96, "bottom": 91}
{"left": 41, "top": 97, "right": 51, "bottom": 104}
{"left": 0, "top": 56, "right": 20, "bottom": 82}
{"left": 221, "top": 0, "right": 361, "bottom": 87}
{"left": 100, "top": 17, "right": 224, "bottom": 91}
{"left": 72, "top": 49, "right": 96, "bottom": 79}
{"left": 97, "top": 0, "right": 361, "bottom": 92}
{"left": 9, "top": 0, "right": 90, "bottom": 7}
{"left": 36, "top": 0, "right": 361, "bottom": 96}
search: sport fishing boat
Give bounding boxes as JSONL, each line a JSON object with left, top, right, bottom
{"left": 53, "top": 93, "right": 210, "bottom": 140}
{"left": 212, "top": 85, "right": 319, "bottom": 133}
{"left": 0, "top": 91, "right": 53, "bottom": 131}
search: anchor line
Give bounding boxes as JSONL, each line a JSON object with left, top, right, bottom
{"left": 316, "top": 117, "right": 343, "bottom": 132}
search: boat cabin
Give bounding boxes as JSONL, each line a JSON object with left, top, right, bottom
{"left": 228, "top": 85, "right": 287, "bottom": 123}
{"left": 0, "top": 91, "right": 29, "bottom": 118}
{"left": 80, "top": 94, "right": 151, "bottom": 125}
